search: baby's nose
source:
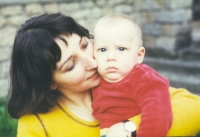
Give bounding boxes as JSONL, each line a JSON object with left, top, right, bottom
{"left": 107, "top": 51, "right": 117, "bottom": 61}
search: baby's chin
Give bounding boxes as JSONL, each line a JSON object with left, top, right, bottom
{"left": 103, "top": 75, "right": 124, "bottom": 83}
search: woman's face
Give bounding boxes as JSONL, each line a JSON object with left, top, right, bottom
{"left": 51, "top": 33, "right": 101, "bottom": 94}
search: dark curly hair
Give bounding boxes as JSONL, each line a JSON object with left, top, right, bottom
{"left": 8, "top": 12, "right": 93, "bottom": 119}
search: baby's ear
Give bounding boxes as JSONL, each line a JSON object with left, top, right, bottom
{"left": 137, "top": 47, "right": 145, "bottom": 64}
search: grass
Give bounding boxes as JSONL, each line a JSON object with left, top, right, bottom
{"left": 0, "top": 97, "right": 18, "bottom": 137}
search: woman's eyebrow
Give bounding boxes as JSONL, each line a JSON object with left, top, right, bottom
{"left": 59, "top": 36, "right": 83, "bottom": 71}
{"left": 79, "top": 36, "right": 83, "bottom": 44}
{"left": 57, "top": 35, "right": 68, "bottom": 46}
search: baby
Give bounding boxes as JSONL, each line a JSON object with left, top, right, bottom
{"left": 92, "top": 14, "right": 172, "bottom": 137}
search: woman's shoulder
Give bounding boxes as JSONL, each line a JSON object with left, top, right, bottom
{"left": 19, "top": 104, "right": 60, "bottom": 123}
{"left": 19, "top": 113, "right": 39, "bottom": 125}
{"left": 17, "top": 104, "right": 60, "bottom": 136}
{"left": 18, "top": 113, "right": 46, "bottom": 137}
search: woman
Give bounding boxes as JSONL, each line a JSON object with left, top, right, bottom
{"left": 8, "top": 12, "right": 101, "bottom": 137}
{"left": 8, "top": 13, "right": 200, "bottom": 137}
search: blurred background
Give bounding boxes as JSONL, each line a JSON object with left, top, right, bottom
{"left": 0, "top": 0, "right": 200, "bottom": 136}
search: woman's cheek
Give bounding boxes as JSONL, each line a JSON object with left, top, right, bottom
{"left": 68, "top": 68, "right": 85, "bottom": 85}
{"left": 87, "top": 43, "right": 94, "bottom": 57}
{"left": 71, "top": 75, "right": 85, "bottom": 85}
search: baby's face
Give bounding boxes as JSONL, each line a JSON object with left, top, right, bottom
{"left": 94, "top": 22, "right": 144, "bottom": 83}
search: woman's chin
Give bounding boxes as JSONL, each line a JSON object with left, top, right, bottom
{"left": 90, "top": 76, "right": 101, "bottom": 88}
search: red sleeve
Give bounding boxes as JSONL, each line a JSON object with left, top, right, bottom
{"left": 132, "top": 64, "right": 173, "bottom": 136}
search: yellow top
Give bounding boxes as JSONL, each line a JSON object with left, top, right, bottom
{"left": 17, "top": 101, "right": 100, "bottom": 137}
{"left": 18, "top": 87, "right": 200, "bottom": 137}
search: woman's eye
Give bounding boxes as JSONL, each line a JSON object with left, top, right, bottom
{"left": 66, "top": 62, "right": 75, "bottom": 72}
{"left": 82, "top": 42, "right": 88, "bottom": 49}
{"left": 100, "top": 48, "right": 106, "bottom": 52}
{"left": 118, "top": 47, "right": 125, "bottom": 51}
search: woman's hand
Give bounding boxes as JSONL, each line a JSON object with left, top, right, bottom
{"left": 106, "top": 122, "right": 131, "bottom": 137}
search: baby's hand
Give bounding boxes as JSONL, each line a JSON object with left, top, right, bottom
{"left": 106, "top": 122, "right": 131, "bottom": 137}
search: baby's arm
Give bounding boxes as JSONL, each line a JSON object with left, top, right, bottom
{"left": 135, "top": 85, "right": 172, "bottom": 136}
{"left": 128, "top": 65, "right": 173, "bottom": 136}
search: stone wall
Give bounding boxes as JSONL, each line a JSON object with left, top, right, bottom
{"left": 0, "top": 0, "right": 199, "bottom": 97}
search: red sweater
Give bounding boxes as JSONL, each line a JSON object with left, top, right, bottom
{"left": 92, "top": 64, "right": 172, "bottom": 136}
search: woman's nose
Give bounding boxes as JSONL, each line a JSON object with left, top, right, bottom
{"left": 81, "top": 52, "right": 98, "bottom": 71}
{"left": 86, "top": 57, "right": 98, "bottom": 70}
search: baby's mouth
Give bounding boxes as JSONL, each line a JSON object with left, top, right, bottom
{"left": 106, "top": 67, "right": 118, "bottom": 72}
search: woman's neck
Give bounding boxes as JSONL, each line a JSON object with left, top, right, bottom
{"left": 59, "top": 90, "right": 96, "bottom": 121}
{"left": 59, "top": 90, "right": 92, "bottom": 108}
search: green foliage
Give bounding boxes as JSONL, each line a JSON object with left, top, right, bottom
{"left": 0, "top": 97, "right": 18, "bottom": 137}
{"left": 196, "top": 133, "right": 200, "bottom": 137}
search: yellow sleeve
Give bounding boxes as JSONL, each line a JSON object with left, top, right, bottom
{"left": 17, "top": 114, "right": 46, "bottom": 137}
{"left": 167, "top": 87, "right": 200, "bottom": 136}
{"left": 128, "top": 114, "right": 141, "bottom": 130}
{"left": 127, "top": 87, "right": 200, "bottom": 136}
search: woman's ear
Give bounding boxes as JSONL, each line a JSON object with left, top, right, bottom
{"left": 50, "top": 83, "right": 57, "bottom": 90}
{"left": 137, "top": 47, "right": 145, "bottom": 64}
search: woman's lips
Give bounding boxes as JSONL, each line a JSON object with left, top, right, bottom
{"left": 87, "top": 71, "right": 99, "bottom": 80}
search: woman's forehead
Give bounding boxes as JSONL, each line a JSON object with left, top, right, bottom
{"left": 54, "top": 33, "right": 86, "bottom": 61}
{"left": 55, "top": 33, "right": 83, "bottom": 47}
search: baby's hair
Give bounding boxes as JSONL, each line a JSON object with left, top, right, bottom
{"left": 94, "top": 14, "right": 143, "bottom": 46}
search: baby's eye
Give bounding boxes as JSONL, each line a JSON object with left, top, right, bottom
{"left": 118, "top": 47, "right": 125, "bottom": 51}
{"left": 100, "top": 48, "right": 106, "bottom": 52}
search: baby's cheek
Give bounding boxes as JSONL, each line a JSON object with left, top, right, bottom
{"left": 97, "top": 68, "right": 105, "bottom": 78}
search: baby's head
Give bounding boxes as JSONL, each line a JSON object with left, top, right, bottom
{"left": 94, "top": 14, "right": 145, "bottom": 83}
